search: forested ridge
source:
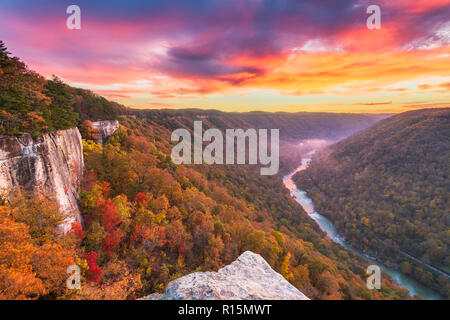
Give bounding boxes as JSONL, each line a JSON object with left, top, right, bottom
{"left": 0, "top": 40, "right": 413, "bottom": 300}
{"left": 0, "top": 40, "right": 127, "bottom": 137}
{"left": 136, "top": 108, "right": 386, "bottom": 173}
{"left": 294, "top": 108, "right": 450, "bottom": 298}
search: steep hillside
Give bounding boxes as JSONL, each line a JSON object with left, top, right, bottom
{"left": 294, "top": 108, "right": 450, "bottom": 297}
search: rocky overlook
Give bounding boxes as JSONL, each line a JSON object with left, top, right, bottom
{"left": 91, "top": 120, "right": 119, "bottom": 144}
{"left": 142, "top": 251, "right": 309, "bottom": 300}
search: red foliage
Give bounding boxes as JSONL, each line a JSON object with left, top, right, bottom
{"left": 83, "top": 120, "right": 93, "bottom": 127}
{"left": 102, "top": 229, "right": 124, "bottom": 257}
{"left": 130, "top": 225, "right": 152, "bottom": 244}
{"left": 100, "top": 181, "right": 111, "bottom": 198}
{"left": 97, "top": 199, "right": 121, "bottom": 233}
{"left": 70, "top": 222, "right": 86, "bottom": 240}
{"left": 134, "top": 192, "right": 149, "bottom": 207}
{"left": 83, "top": 170, "right": 97, "bottom": 191}
{"left": 85, "top": 252, "right": 103, "bottom": 283}
{"left": 178, "top": 243, "right": 186, "bottom": 259}
{"left": 83, "top": 215, "right": 93, "bottom": 229}
{"left": 97, "top": 199, "right": 123, "bottom": 257}
{"left": 82, "top": 120, "right": 101, "bottom": 140}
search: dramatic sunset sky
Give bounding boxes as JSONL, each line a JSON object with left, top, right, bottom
{"left": 1, "top": 0, "right": 449, "bottom": 113}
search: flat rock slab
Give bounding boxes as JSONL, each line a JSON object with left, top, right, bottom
{"left": 141, "top": 251, "right": 309, "bottom": 300}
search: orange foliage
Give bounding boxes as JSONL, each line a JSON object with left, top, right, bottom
{"left": 71, "top": 222, "right": 86, "bottom": 240}
{"left": 0, "top": 206, "right": 75, "bottom": 299}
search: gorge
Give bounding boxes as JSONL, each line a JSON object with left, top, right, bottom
{"left": 283, "top": 144, "right": 443, "bottom": 300}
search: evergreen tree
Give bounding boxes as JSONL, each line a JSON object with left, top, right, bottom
{"left": 0, "top": 40, "right": 10, "bottom": 59}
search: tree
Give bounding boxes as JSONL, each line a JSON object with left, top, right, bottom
{"left": 0, "top": 41, "right": 123, "bottom": 136}
{"left": 31, "top": 243, "right": 75, "bottom": 297}
{"left": 98, "top": 199, "right": 121, "bottom": 233}
{"left": 44, "top": 76, "right": 79, "bottom": 130}
{"left": 0, "top": 40, "right": 10, "bottom": 60}
{"left": 399, "top": 261, "right": 412, "bottom": 275}
{"left": 85, "top": 252, "right": 103, "bottom": 284}
{"left": 280, "top": 252, "right": 292, "bottom": 280}
{"left": 94, "top": 199, "right": 123, "bottom": 257}
{"left": 71, "top": 222, "right": 86, "bottom": 241}
{"left": 10, "top": 194, "right": 63, "bottom": 244}
{"left": 0, "top": 206, "right": 46, "bottom": 299}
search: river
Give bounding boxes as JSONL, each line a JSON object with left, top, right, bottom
{"left": 283, "top": 151, "right": 443, "bottom": 300}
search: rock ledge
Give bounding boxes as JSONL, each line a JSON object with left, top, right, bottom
{"left": 141, "top": 251, "right": 309, "bottom": 300}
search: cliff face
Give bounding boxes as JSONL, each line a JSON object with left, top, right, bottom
{"left": 142, "top": 251, "right": 309, "bottom": 300}
{"left": 91, "top": 120, "right": 119, "bottom": 144}
{"left": 0, "top": 128, "right": 84, "bottom": 233}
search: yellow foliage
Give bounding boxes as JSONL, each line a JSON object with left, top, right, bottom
{"left": 82, "top": 139, "right": 103, "bottom": 157}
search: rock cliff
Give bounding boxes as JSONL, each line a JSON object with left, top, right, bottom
{"left": 91, "top": 120, "right": 119, "bottom": 144}
{"left": 142, "top": 251, "right": 309, "bottom": 300}
{"left": 0, "top": 128, "right": 84, "bottom": 233}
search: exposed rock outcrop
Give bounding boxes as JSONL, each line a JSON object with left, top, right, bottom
{"left": 0, "top": 128, "right": 84, "bottom": 233}
{"left": 91, "top": 120, "right": 119, "bottom": 144}
{"left": 141, "top": 251, "right": 309, "bottom": 300}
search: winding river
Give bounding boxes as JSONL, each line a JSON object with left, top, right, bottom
{"left": 283, "top": 151, "right": 443, "bottom": 300}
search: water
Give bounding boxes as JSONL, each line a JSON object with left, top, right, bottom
{"left": 283, "top": 153, "right": 443, "bottom": 300}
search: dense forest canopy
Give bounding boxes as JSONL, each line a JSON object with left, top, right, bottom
{"left": 294, "top": 108, "right": 450, "bottom": 298}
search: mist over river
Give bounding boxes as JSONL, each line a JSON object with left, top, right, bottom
{"left": 283, "top": 144, "right": 442, "bottom": 300}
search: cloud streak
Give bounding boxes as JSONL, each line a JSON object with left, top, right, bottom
{"left": 0, "top": 0, "right": 449, "bottom": 112}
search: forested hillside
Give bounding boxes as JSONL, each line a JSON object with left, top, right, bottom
{"left": 294, "top": 108, "right": 450, "bottom": 298}
{"left": 137, "top": 109, "right": 387, "bottom": 142}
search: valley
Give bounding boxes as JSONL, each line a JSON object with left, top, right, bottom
{"left": 293, "top": 108, "right": 450, "bottom": 299}
{"left": 283, "top": 146, "right": 443, "bottom": 299}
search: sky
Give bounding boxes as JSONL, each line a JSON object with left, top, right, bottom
{"left": 0, "top": 0, "right": 449, "bottom": 113}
